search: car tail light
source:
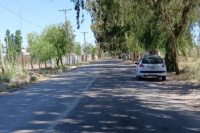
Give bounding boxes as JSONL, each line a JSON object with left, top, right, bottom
{"left": 162, "top": 64, "right": 166, "bottom": 68}
{"left": 139, "top": 64, "right": 144, "bottom": 68}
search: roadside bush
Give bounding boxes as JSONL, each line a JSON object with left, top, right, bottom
{"left": 56, "top": 65, "right": 69, "bottom": 72}
{"left": 30, "top": 76, "right": 37, "bottom": 82}
{"left": 0, "top": 74, "right": 11, "bottom": 83}
{"left": 57, "top": 65, "right": 66, "bottom": 70}
{"left": 4, "top": 62, "right": 29, "bottom": 81}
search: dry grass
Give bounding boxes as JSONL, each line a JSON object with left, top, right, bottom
{"left": 179, "top": 57, "right": 200, "bottom": 82}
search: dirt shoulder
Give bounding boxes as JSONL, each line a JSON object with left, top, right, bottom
{"left": 125, "top": 60, "right": 200, "bottom": 111}
{"left": 164, "top": 73, "right": 200, "bottom": 111}
{"left": 0, "top": 63, "right": 89, "bottom": 96}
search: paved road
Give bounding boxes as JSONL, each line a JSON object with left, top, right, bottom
{"left": 0, "top": 59, "right": 200, "bottom": 133}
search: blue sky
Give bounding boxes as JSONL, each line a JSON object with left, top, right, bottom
{"left": 0, "top": 0, "right": 199, "bottom": 50}
{"left": 0, "top": 0, "right": 95, "bottom": 48}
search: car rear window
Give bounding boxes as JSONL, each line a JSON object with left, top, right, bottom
{"left": 142, "top": 57, "right": 163, "bottom": 64}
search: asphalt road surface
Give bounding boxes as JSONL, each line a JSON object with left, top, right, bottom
{"left": 0, "top": 59, "right": 200, "bottom": 133}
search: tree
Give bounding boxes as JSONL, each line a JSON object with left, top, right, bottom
{"left": 27, "top": 32, "right": 38, "bottom": 70}
{"left": 30, "top": 35, "right": 55, "bottom": 63}
{"left": 73, "top": 42, "right": 82, "bottom": 55}
{"left": 70, "top": 0, "right": 85, "bottom": 29}
{"left": 4, "top": 29, "right": 23, "bottom": 65}
{"left": 4, "top": 30, "right": 17, "bottom": 64}
{"left": 0, "top": 33, "right": 5, "bottom": 74}
{"left": 28, "top": 22, "right": 75, "bottom": 68}
{"left": 72, "top": 0, "right": 200, "bottom": 74}
{"left": 44, "top": 24, "right": 69, "bottom": 67}
{"left": 14, "top": 30, "right": 22, "bottom": 56}
{"left": 149, "top": 0, "right": 200, "bottom": 74}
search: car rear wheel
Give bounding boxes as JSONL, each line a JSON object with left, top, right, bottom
{"left": 162, "top": 76, "right": 166, "bottom": 81}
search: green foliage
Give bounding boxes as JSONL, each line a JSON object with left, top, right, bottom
{"left": 0, "top": 74, "right": 11, "bottom": 83}
{"left": 27, "top": 32, "right": 38, "bottom": 58}
{"left": 72, "top": 0, "right": 200, "bottom": 73}
{"left": 0, "top": 62, "right": 28, "bottom": 84}
{"left": 44, "top": 24, "right": 69, "bottom": 67}
{"left": 31, "top": 35, "right": 55, "bottom": 62}
{"left": 28, "top": 22, "right": 75, "bottom": 67}
{"left": 14, "top": 30, "right": 22, "bottom": 55}
{"left": 65, "top": 21, "right": 76, "bottom": 53}
{"left": 82, "top": 43, "right": 97, "bottom": 54}
{"left": 57, "top": 64, "right": 67, "bottom": 70}
{"left": 30, "top": 76, "right": 37, "bottom": 82}
{"left": 4, "top": 63, "right": 28, "bottom": 78}
{"left": 91, "top": 45, "right": 97, "bottom": 54}
{"left": 73, "top": 42, "right": 82, "bottom": 55}
{"left": 4, "top": 29, "right": 23, "bottom": 63}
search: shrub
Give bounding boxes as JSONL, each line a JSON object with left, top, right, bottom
{"left": 57, "top": 65, "right": 66, "bottom": 70}
{"left": 0, "top": 74, "right": 11, "bottom": 83}
{"left": 30, "top": 76, "right": 37, "bottom": 82}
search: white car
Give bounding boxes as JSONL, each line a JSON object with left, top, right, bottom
{"left": 135, "top": 55, "right": 167, "bottom": 81}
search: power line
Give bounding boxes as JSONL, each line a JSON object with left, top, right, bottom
{"left": 13, "top": 0, "right": 47, "bottom": 23}
{"left": 0, "top": 3, "right": 42, "bottom": 29}
{"left": 20, "top": 7, "right": 22, "bottom": 31}
{"left": 13, "top": 0, "right": 34, "bottom": 14}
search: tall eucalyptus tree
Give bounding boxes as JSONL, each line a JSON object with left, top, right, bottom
{"left": 71, "top": 0, "right": 200, "bottom": 74}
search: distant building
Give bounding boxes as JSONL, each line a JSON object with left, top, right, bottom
{"left": 21, "top": 48, "right": 30, "bottom": 56}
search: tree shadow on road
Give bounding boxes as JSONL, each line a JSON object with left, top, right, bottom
{"left": 52, "top": 60, "right": 200, "bottom": 133}
{"left": 1, "top": 59, "right": 200, "bottom": 133}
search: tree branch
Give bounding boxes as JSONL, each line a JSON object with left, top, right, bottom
{"left": 174, "top": 4, "right": 191, "bottom": 37}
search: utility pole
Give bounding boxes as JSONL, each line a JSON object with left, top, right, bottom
{"left": 82, "top": 32, "right": 88, "bottom": 61}
{"left": 59, "top": 8, "right": 72, "bottom": 65}
{"left": 59, "top": 9, "right": 71, "bottom": 22}
{"left": 0, "top": 33, "right": 5, "bottom": 74}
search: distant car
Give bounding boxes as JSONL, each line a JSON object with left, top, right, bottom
{"left": 135, "top": 55, "right": 167, "bottom": 81}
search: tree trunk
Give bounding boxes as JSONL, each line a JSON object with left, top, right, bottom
{"left": 56, "top": 59, "right": 59, "bottom": 68}
{"left": 60, "top": 57, "right": 63, "bottom": 66}
{"left": 165, "top": 43, "right": 174, "bottom": 72}
{"left": 45, "top": 61, "right": 47, "bottom": 68}
{"left": 38, "top": 62, "right": 40, "bottom": 69}
{"left": 69, "top": 53, "right": 71, "bottom": 65}
{"left": 163, "top": 11, "right": 180, "bottom": 74}
{"left": 30, "top": 55, "right": 34, "bottom": 70}
{"left": 170, "top": 31, "right": 179, "bottom": 74}
{"left": 0, "top": 35, "right": 5, "bottom": 74}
